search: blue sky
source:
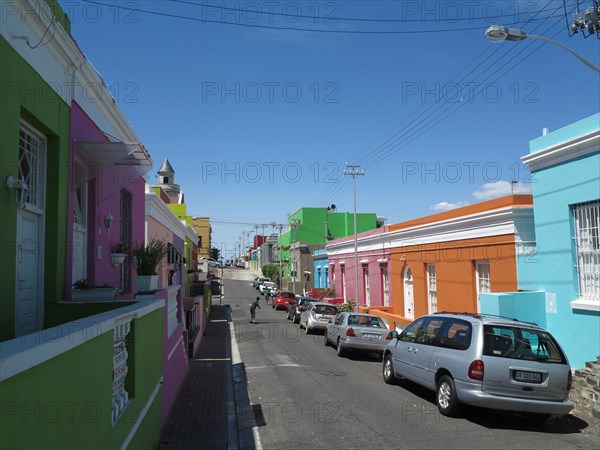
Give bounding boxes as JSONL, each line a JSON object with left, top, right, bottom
{"left": 60, "top": 0, "right": 600, "bottom": 259}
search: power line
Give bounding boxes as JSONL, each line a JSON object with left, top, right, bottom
{"left": 82, "top": 0, "right": 562, "bottom": 35}
{"left": 312, "top": 1, "right": 567, "bottom": 207}
{"left": 170, "top": 0, "right": 565, "bottom": 24}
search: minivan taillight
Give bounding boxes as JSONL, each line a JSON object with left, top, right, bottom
{"left": 386, "top": 332, "right": 393, "bottom": 340}
{"left": 567, "top": 370, "right": 572, "bottom": 391}
{"left": 346, "top": 327, "right": 356, "bottom": 337}
{"left": 468, "top": 360, "right": 484, "bottom": 381}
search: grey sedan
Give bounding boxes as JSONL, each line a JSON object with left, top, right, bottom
{"left": 325, "top": 312, "right": 392, "bottom": 357}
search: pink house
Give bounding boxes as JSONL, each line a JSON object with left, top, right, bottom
{"left": 67, "top": 101, "right": 151, "bottom": 298}
{"left": 326, "top": 226, "right": 391, "bottom": 307}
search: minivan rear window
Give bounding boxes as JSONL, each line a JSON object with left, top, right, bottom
{"left": 483, "top": 325, "right": 567, "bottom": 364}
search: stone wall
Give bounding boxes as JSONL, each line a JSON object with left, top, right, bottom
{"left": 569, "top": 356, "right": 600, "bottom": 422}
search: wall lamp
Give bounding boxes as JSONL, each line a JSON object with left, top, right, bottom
{"left": 6, "top": 176, "right": 29, "bottom": 206}
{"left": 104, "top": 211, "right": 114, "bottom": 236}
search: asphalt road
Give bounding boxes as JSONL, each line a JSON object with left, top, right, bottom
{"left": 223, "top": 275, "right": 600, "bottom": 450}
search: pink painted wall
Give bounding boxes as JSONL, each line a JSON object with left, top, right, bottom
{"left": 68, "top": 102, "right": 145, "bottom": 299}
{"left": 147, "top": 216, "right": 175, "bottom": 289}
{"left": 327, "top": 226, "right": 390, "bottom": 307}
{"left": 156, "top": 288, "right": 188, "bottom": 427}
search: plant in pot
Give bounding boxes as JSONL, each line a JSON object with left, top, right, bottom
{"left": 110, "top": 241, "right": 127, "bottom": 266}
{"left": 131, "top": 238, "right": 167, "bottom": 293}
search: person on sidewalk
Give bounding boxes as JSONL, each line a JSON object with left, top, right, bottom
{"left": 250, "top": 296, "right": 261, "bottom": 323}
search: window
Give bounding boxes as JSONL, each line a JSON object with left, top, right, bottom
{"left": 438, "top": 319, "right": 472, "bottom": 351}
{"left": 399, "top": 318, "right": 426, "bottom": 343}
{"left": 573, "top": 201, "right": 600, "bottom": 301}
{"left": 415, "top": 318, "right": 444, "bottom": 346}
{"left": 120, "top": 190, "right": 132, "bottom": 294}
{"left": 382, "top": 267, "right": 389, "bottom": 307}
{"left": 475, "top": 260, "right": 490, "bottom": 311}
{"left": 483, "top": 325, "right": 566, "bottom": 364}
{"left": 19, "top": 122, "right": 46, "bottom": 210}
{"left": 427, "top": 264, "right": 437, "bottom": 313}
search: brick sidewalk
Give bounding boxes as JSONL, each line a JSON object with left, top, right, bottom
{"left": 160, "top": 304, "right": 232, "bottom": 450}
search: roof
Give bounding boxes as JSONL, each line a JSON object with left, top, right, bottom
{"left": 158, "top": 158, "right": 175, "bottom": 174}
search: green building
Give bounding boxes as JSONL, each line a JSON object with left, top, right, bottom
{"left": 277, "top": 208, "right": 381, "bottom": 289}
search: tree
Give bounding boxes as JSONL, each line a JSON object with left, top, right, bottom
{"left": 210, "top": 247, "right": 220, "bottom": 261}
{"left": 262, "top": 263, "right": 279, "bottom": 283}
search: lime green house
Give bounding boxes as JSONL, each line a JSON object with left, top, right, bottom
{"left": 276, "top": 208, "right": 381, "bottom": 292}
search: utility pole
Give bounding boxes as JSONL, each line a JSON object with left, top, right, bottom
{"left": 343, "top": 163, "right": 365, "bottom": 312}
{"left": 276, "top": 223, "right": 285, "bottom": 290}
{"left": 290, "top": 219, "right": 300, "bottom": 294}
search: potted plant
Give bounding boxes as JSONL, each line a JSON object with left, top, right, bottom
{"left": 110, "top": 242, "right": 127, "bottom": 266}
{"left": 71, "top": 279, "right": 117, "bottom": 301}
{"left": 131, "top": 238, "right": 167, "bottom": 293}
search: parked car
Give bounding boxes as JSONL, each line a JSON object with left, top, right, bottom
{"left": 382, "top": 312, "right": 573, "bottom": 420}
{"left": 325, "top": 312, "right": 392, "bottom": 357}
{"left": 200, "top": 257, "right": 221, "bottom": 268}
{"left": 255, "top": 277, "right": 271, "bottom": 290}
{"left": 287, "top": 296, "right": 316, "bottom": 323}
{"left": 273, "top": 291, "right": 296, "bottom": 310}
{"left": 261, "top": 281, "right": 276, "bottom": 297}
{"left": 299, "top": 302, "right": 338, "bottom": 334}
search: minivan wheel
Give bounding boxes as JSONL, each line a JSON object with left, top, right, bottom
{"left": 383, "top": 354, "right": 398, "bottom": 385}
{"left": 436, "top": 375, "right": 461, "bottom": 417}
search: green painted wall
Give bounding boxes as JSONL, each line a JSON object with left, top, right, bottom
{"left": 0, "top": 37, "right": 71, "bottom": 341}
{"left": 0, "top": 307, "right": 163, "bottom": 450}
{"left": 275, "top": 207, "right": 378, "bottom": 278}
{"left": 44, "top": 302, "right": 137, "bottom": 328}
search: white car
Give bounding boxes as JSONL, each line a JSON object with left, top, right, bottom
{"left": 200, "top": 257, "right": 221, "bottom": 268}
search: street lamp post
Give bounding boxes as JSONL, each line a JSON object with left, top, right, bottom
{"left": 484, "top": 25, "right": 600, "bottom": 74}
{"left": 343, "top": 163, "right": 365, "bottom": 313}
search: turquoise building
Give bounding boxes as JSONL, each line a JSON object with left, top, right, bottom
{"left": 313, "top": 249, "right": 329, "bottom": 288}
{"left": 481, "top": 114, "right": 600, "bottom": 369}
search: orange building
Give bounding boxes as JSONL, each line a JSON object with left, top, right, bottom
{"left": 388, "top": 195, "right": 534, "bottom": 320}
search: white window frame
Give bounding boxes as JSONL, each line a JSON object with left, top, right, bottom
{"left": 382, "top": 267, "right": 389, "bottom": 307}
{"left": 18, "top": 121, "right": 46, "bottom": 213}
{"left": 572, "top": 201, "right": 600, "bottom": 309}
{"left": 475, "top": 260, "right": 491, "bottom": 313}
{"left": 427, "top": 263, "right": 437, "bottom": 314}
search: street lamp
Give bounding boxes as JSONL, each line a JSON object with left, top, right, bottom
{"left": 484, "top": 25, "right": 600, "bottom": 74}
{"left": 343, "top": 163, "right": 365, "bottom": 312}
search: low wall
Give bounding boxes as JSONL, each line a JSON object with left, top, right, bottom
{"left": 359, "top": 306, "right": 413, "bottom": 331}
{"left": 0, "top": 300, "right": 164, "bottom": 450}
{"left": 569, "top": 356, "right": 600, "bottom": 422}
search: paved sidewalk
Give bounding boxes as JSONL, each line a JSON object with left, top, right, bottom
{"left": 160, "top": 302, "right": 255, "bottom": 450}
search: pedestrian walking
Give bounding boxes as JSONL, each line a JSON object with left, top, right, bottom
{"left": 250, "top": 296, "right": 261, "bottom": 323}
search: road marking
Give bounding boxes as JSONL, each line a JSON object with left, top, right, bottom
{"left": 246, "top": 363, "right": 306, "bottom": 370}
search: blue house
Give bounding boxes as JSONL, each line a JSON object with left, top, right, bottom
{"left": 313, "top": 249, "right": 329, "bottom": 289}
{"left": 481, "top": 113, "right": 600, "bottom": 369}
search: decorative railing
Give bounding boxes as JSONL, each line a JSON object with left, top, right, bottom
{"left": 112, "top": 315, "right": 133, "bottom": 426}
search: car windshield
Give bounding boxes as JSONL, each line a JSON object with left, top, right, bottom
{"left": 313, "top": 305, "right": 337, "bottom": 315}
{"left": 281, "top": 292, "right": 295, "bottom": 299}
{"left": 347, "top": 315, "right": 385, "bottom": 327}
{"left": 483, "top": 325, "right": 567, "bottom": 364}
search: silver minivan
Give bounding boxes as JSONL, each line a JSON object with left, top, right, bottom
{"left": 382, "top": 313, "right": 573, "bottom": 420}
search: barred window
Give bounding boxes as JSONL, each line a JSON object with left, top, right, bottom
{"left": 573, "top": 201, "right": 600, "bottom": 301}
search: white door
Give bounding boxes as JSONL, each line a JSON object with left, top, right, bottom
{"left": 475, "top": 260, "right": 491, "bottom": 313}
{"left": 364, "top": 267, "right": 371, "bottom": 306}
{"left": 403, "top": 266, "right": 414, "bottom": 320}
{"left": 15, "top": 122, "right": 46, "bottom": 336}
{"left": 72, "top": 169, "right": 87, "bottom": 285}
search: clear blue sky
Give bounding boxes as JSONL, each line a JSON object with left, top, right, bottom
{"left": 60, "top": 0, "right": 600, "bottom": 259}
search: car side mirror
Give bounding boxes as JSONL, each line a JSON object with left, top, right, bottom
{"left": 391, "top": 331, "right": 399, "bottom": 339}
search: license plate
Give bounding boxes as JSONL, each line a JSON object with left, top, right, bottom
{"left": 514, "top": 370, "right": 542, "bottom": 383}
{"left": 363, "top": 333, "right": 379, "bottom": 339}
